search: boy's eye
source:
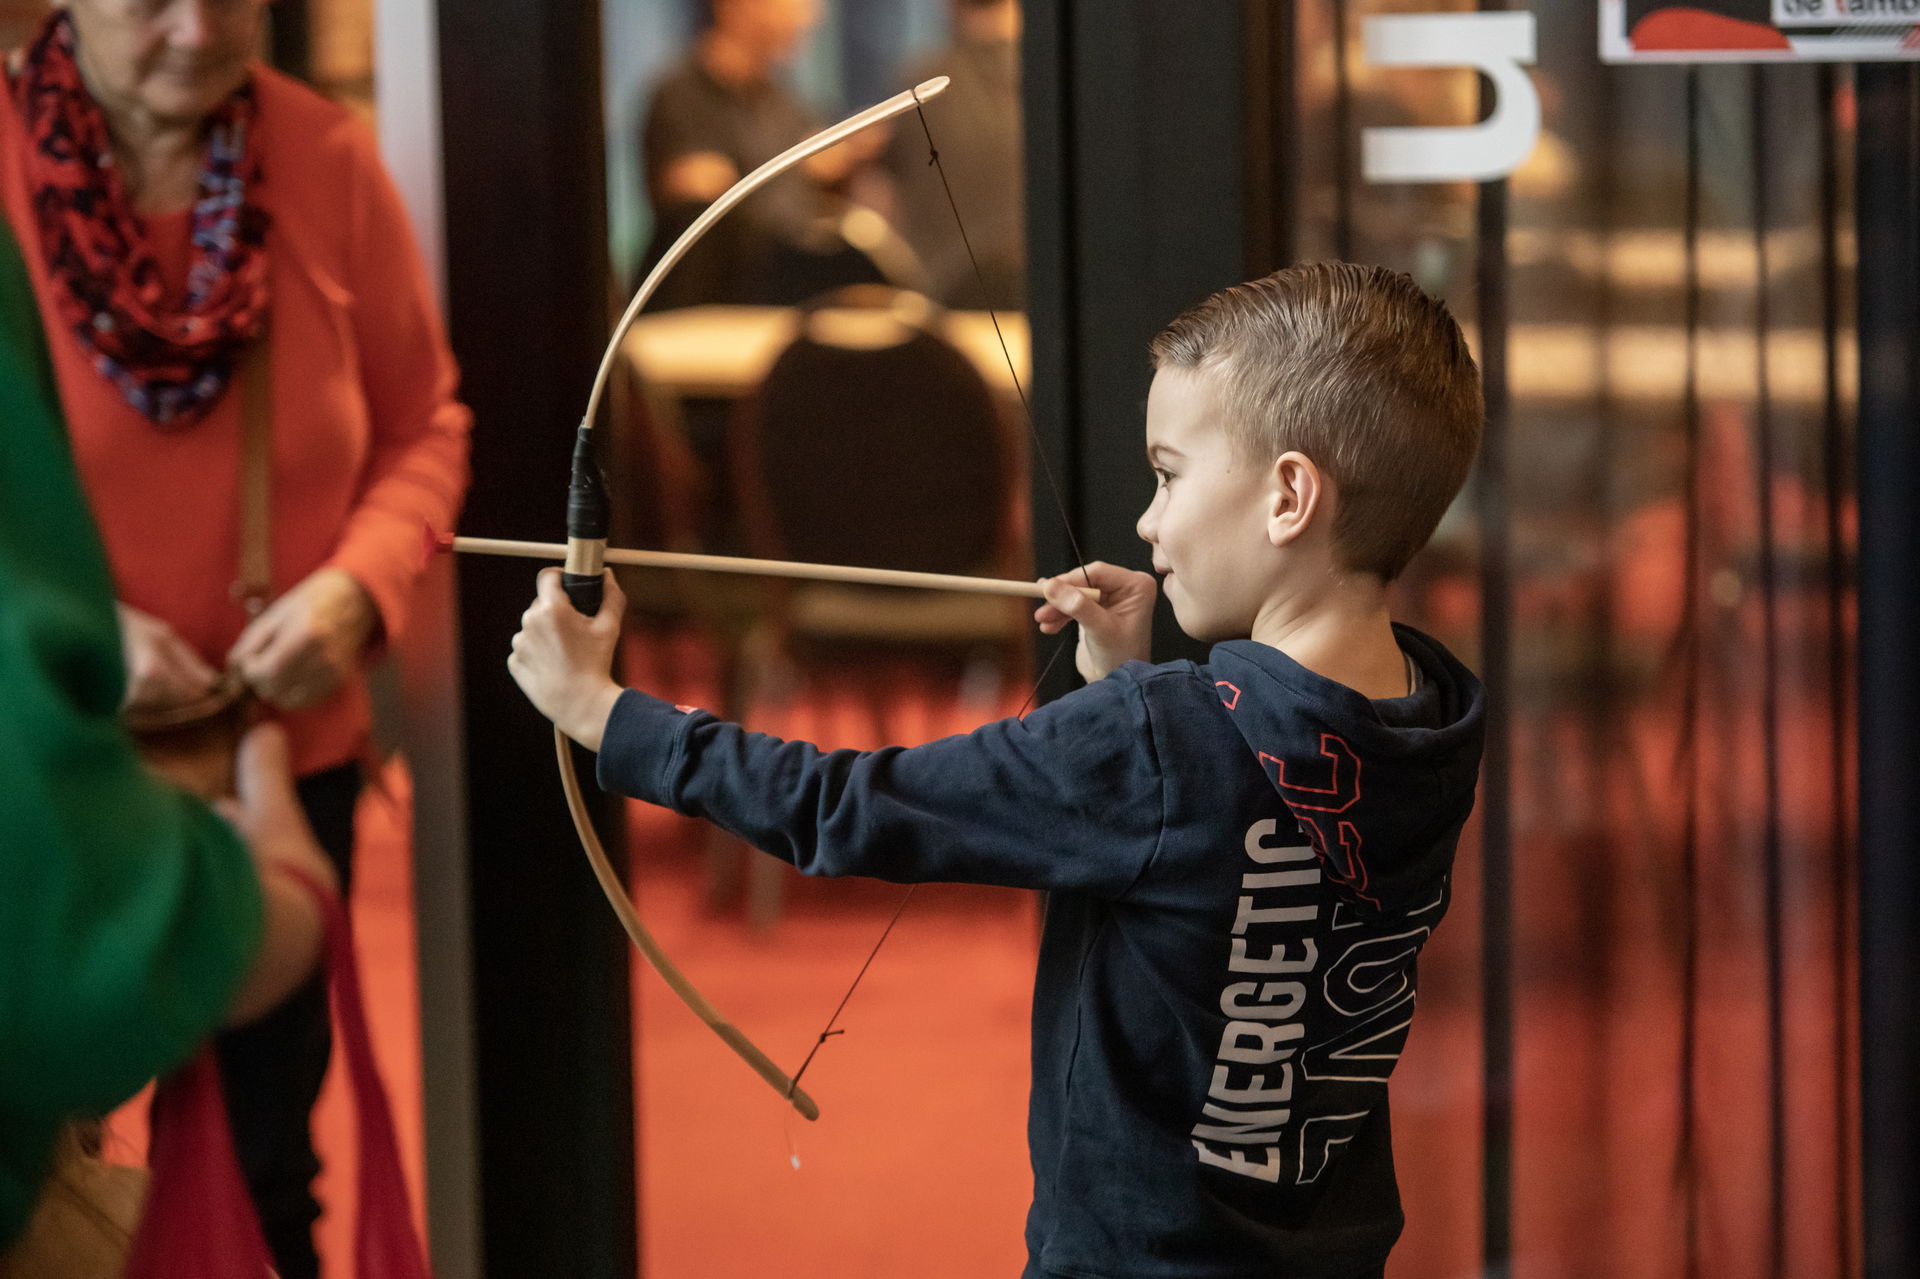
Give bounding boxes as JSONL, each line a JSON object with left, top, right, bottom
{"left": 1152, "top": 467, "right": 1174, "bottom": 486}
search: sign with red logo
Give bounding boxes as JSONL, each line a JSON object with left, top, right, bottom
{"left": 1602, "top": 0, "right": 1920, "bottom": 61}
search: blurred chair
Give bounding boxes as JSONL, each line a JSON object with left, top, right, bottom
{"left": 607, "top": 327, "right": 719, "bottom": 617}
{"left": 751, "top": 202, "right": 930, "bottom": 306}
{"left": 713, "top": 284, "right": 1028, "bottom": 927}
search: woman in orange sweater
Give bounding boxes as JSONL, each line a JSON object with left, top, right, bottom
{"left": 1, "top": 3, "right": 470, "bottom": 1274}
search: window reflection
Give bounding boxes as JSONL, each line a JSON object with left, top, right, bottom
{"left": 1292, "top": 4, "right": 1858, "bottom": 1274}
{"left": 600, "top": 6, "right": 1040, "bottom": 1275}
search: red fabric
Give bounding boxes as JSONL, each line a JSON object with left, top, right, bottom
{"left": 0, "top": 66, "right": 471, "bottom": 777}
{"left": 305, "top": 869, "right": 430, "bottom": 1279}
{"left": 10, "top": 11, "right": 269, "bottom": 428}
{"left": 122, "top": 1052, "right": 275, "bottom": 1279}
{"left": 125, "top": 868, "right": 429, "bottom": 1278}
{"left": 1630, "top": 9, "right": 1794, "bottom": 51}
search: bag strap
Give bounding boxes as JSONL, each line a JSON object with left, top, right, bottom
{"left": 281, "top": 864, "right": 433, "bottom": 1279}
{"left": 232, "top": 336, "right": 272, "bottom": 618}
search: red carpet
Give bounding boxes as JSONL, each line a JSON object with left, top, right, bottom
{"left": 140, "top": 621, "right": 1849, "bottom": 1278}
{"left": 322, "top": 745, "right": 1039, "bottom": 1278}
{"left": 614, "top": 628, "right": 1038, "bottom": 1278}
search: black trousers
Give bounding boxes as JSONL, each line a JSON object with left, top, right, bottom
{"left": 214, "top": 762, "right": 362, "bottom": 1279}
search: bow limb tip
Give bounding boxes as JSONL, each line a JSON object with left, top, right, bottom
{"left": 911, "top": 75, "right": 951, "bottom": 103}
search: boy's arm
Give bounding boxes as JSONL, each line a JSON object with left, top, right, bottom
{"left": 510, "top": 570, "right": 1164, "bottom": 895}
{"left": 598, "top": 681, "right": 1164, "bottom": 894}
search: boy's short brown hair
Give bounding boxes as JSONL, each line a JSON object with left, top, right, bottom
{"left": 1148, "top": 263, "right": 1483, "bottom": 582}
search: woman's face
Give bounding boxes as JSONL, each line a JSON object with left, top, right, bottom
{"left": 66, "top": 0, "right": 266, "bottom": 128}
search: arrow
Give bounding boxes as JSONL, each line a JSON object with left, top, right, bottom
{"left": 436, "top": 531, "right": 1100, "bottom": 602}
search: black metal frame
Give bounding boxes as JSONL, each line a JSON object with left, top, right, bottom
{"left": 1473, "top": 119, "right": 1515, "bottom": 1279}
{"left": 266, "top": 0, "right": 310, "bottom": 81}
{"left": 1854, "top": 62, "right": 1920, "bottom": 1279}
{"left": 435, "top": 4, "right": 638, "bottom": 1274}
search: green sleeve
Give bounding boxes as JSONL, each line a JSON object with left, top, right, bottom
{"left": 0, "top": 217, "right": 265, "bottom": 1243}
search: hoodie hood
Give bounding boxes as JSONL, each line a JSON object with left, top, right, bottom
{"left": 1207, "top": 623, "right": 1486, "bottom": 914}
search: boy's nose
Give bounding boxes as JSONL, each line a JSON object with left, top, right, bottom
{"left": 1135, "top": 503, "right": 1157, "bottom": 544}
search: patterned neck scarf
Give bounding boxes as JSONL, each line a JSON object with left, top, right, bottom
{"left": 11, "top": 10, "right": 268, "bottom": 429}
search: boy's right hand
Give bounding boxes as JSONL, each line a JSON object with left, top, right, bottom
{"left": 1035, "top": 562, "right": 1158, "bottom": 683}
{"left": 508, "top": 568, "right": 626, "bottom": 751}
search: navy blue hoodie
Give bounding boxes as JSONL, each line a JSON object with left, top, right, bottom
{"left": 597, "top": 623, "right": 1485, "bottom": 1278}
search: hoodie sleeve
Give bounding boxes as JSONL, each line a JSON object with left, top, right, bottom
{"left": 596, "top": 679, "right": 1167, "bottom": 896}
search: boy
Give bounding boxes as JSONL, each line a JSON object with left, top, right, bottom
{"left": 509, "top": 262, "right": 1486, "bottom": 1278}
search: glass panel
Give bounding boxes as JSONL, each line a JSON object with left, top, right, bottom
{"left": 598, "top": 3, "right": 1039, "bottom": 1274}
{"left": 1287, "top": 5, "right": 1859, "bottom": 1275}
{"left": 1293, "top": 5, "right": 1487, "bottom": 1276}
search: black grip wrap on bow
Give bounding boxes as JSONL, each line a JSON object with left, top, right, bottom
{"left": 562, "top": 571, "right": 603, "bottom": 615}
{"left": 564, "top": 423, "right": 610, "bottom": 616}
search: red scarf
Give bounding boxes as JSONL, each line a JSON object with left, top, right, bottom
{"left": 11, "top": 11, "right": 269, "bottom": 428}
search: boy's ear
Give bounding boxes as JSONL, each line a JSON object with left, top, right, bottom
{"left": 1266, "top": 451, "right": 1325, "bottom": 549}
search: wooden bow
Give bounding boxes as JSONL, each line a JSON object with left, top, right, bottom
{"left": 555, "top": 79, "right": 955, "bottom": 1123}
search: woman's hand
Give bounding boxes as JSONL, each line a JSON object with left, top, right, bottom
{"left": 118, "top": 602, "right": 221, "bottom": 712}
{"left": 1034, "top": 561, "right": 1159, "bottom": 683}
{"left": 229, "top": 568, "right": 378, "bottom": 712}
{"left": 508, "top": 568, "right": 626, "bottom": 751}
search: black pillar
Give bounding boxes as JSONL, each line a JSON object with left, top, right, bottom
{"left": 1024, "top": 0, "right": 1248, "bottom": 700}
{"left": 1855, "top": 62, "right": 1920, "bottom": 1279}
{"left": 266, "top": 0, "right": 310, "bottom": 81}
{"left": 436, "top": 6, "right": 638, "bottom": 1276}
{"left": 1474, "top": 159, "right": 1515, "bottom": 1279}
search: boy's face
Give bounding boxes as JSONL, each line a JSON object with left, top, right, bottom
{"left": 1135, "top": 367, "right": 1279, "bottom": 642}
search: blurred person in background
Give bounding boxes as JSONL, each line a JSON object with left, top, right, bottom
{"left": 0, "top": 2, "right": 471, "bottom": 1274}
{"left": 880, "top": 0, "right": 1023, "bottom": 309}
{"left": 637, "top": 0, "right": 879, "bottom": 308}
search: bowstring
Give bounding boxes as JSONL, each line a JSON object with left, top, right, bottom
{"left": 911, "top": 91, "right": 1095, "bottom": 592}
{"left": 782, "top": 94, "right": 1096, "bottom": 1120}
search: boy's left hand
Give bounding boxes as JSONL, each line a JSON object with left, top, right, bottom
{"left": 1035, "top": 561, "right": 1158, "bottom": 683}
{"left": 508, "top": 568, "right": 626, "bottom": 751}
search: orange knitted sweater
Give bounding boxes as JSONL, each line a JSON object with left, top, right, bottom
{"left": 1, "top": 66, "right": 471, "bottom": 776}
